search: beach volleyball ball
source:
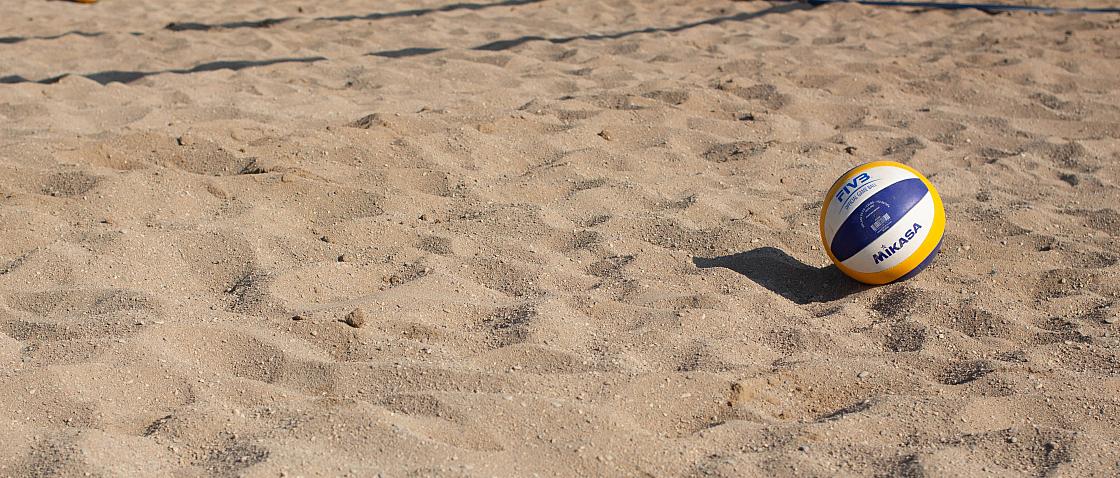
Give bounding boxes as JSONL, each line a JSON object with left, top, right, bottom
{"left": 820, "top": 161, "right": 945, "bottom": 284}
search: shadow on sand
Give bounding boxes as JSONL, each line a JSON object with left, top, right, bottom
{"left": 367, "top": 2, "right": 811, "bottom": 57}
{"left": 693, "top": 247, "right": 864, "bottom": 305}
{"left": 166, "top": 0, "right": 545, "bottom": 32}
{"left": 472, "top": 3, "right": 810, "bottom": 51}
{"left": 1, "top": 2, "right": 809, "bottom": 84}
{"left": 0, "top": 30, "right": 111, "bottom": 45}
{"left": 0, "top": 56, "right": 327, "bottom": 85}
{"left": 0, "top": 0, "right": 545, "bottom": 43}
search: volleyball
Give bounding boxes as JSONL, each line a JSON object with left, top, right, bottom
{"left": 820, "top": 161, "right": 945, "bottom": 284}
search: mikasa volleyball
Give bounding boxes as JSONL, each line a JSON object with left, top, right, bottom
{"left": 820, "top": 161, "right": 945, "bottom": 285}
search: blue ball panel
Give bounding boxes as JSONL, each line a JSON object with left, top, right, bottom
{"left": 830, "top": 178, "right": 928, "bottom": 263}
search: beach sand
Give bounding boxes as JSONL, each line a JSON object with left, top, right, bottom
{"left": 1, "top": 0, "right": 1119, "bottom": 476}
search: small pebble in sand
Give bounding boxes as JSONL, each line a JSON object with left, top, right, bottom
{"left": 338, "top": 254, "right": 351, "bottom": 262}
{"left": 598, "top": 130, "right": 613, "bottom": 141}
{"left": 291, "top": 314, "right": 305, "bottom": 321}
{"left": 1007, "top": 436, "right": 1017, "bottom": 444}
{"left": 857, "top": 371, "right": 870, "bottom": 379}
{"left": 344, "top": 308, "right": 366, "bottom": 328}
{"left": 320, "top": 235, "right": 334, "bottom": 243}
{"left": 1104, "top": 316, "right": 1117, "bottom": 325}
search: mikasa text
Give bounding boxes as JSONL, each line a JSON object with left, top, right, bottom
{"left": 873, "top": 223, "right": 922, "bottom": 264}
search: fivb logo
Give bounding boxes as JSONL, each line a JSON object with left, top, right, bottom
{"left": 835, "top": 172, "right": 872, "bottom": 204}
{"left": 873, "top": 223, "right": 922, "bottom": 264}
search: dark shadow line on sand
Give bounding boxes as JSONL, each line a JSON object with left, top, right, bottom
{"left": 0, "top": 56, "right": 326, "bottom": 85}
{"left": 365, "top": 3, "right": 810, "bottom": 58}
{"left": 166, "top": 17, "right": 293, "bottom": 32}
{"left": 320, "top": 0, "right": 544, "bottom": 22}
{"left": 693, "top": 247, "right": 865, "bottom": 305}
{"left": 1, "top": 3, "right": 804, "bottom": 83}
{"left": 166, "top": 0, "right": 544, "bottom": 32}
{"left": 475, "top": 3, "right": 809, "bottom": 51}
{"left": 0, "top": 0, "right": 542, "bottom": 45}
{"left": 0, "top": 75, "right": 33, "bottom": 84}
{"left": 0, "top": 30, "right": 127, "bottom": 45}
{"left": 369, "top": 47, "right": 447, "bottom": 58}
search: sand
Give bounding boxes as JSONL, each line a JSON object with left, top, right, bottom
{"left": 1, "top": 0, "right": 1119, "bottom": 476}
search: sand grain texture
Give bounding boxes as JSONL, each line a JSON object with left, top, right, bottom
{"left": 1, "top": 0, "right": 1119, "bottom": 476}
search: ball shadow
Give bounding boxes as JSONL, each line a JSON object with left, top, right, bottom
{"left": 693, "top": 247, "right": 865, "bottom": 304}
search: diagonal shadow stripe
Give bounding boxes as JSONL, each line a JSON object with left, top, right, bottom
{"left": 365, "top": 3, "right": 808, "bottom": 58}
{"left": 805, "top": 0, "right": 1120, "bottom": 13}
{"left": 0, "top": 75, "right": 33, "bottom": 84}
{"left": 473, "top": 3, "right": 809, "bottom": 51}
{"left": 2, "top": 4, "right": 803, "bottom": 84}
{"left": 369, "top": 47, "right": 446, "bottom": 58}
{"left": 166, "top": 0, "right": 543, "bottom": 32}
{"left": 320, "top": 0, "right": 543, "bottom": 22}
{"left": 166, "top": 17, "right": 292, "bottom": 32}
{"left": 0, "top": 0, "right": 544, "bottom": 44}
{"left": 0, "top": 30, "right": 117, "bottom": 45}
{"left": 1, "top": 56, "right": 326, "bottom": 85}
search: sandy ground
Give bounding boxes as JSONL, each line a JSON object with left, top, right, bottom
{"left": 1, "top": 0, "right": 1119, "bottom": 476}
